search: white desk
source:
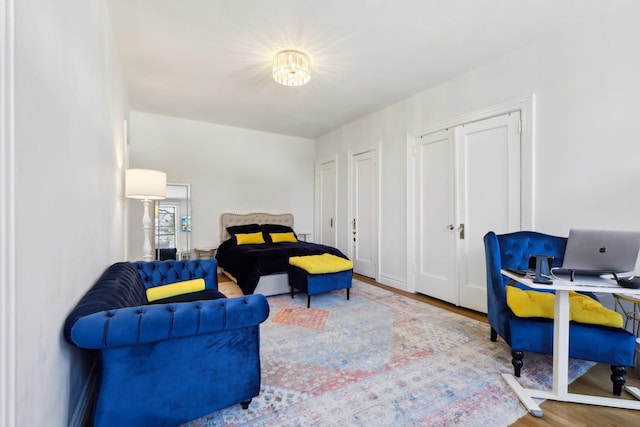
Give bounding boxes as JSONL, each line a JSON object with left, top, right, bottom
{"left": 500, "top": 269, "right": 640, "bottom": 417}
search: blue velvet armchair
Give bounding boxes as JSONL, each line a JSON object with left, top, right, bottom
{"left": 64, "top": 259, "right": 270, "bottom": 427}
{"left": 484, "top": 231, "right": 636, "bottom": 395}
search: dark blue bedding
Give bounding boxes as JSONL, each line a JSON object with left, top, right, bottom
{"left": 216, "top": 239, "right": 347, "bottom": 295}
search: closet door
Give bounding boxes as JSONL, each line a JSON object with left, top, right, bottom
{"left": 316, "top": 160, "right": 337, "bottom": 247}
{"left": 413, "top": 128, "right": 457, "bottom": 304}
{"left": 351, "top": 149, "right": 378, "bottom": 279}
{"left": 456, "top": 112, "right": 521, "bottom": 312}
{"left": 412, "top": 112, "right": 521, "bottom": 313}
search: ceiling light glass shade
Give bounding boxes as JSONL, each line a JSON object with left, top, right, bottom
{"left": 125, "top": 169, "right": 167, "bottom": 200}
{"left": 272, "top": 49, "right": 311, "bottom": 86}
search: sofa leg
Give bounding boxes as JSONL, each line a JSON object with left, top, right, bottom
{"left": 240, "top": 399, "right": 252, "bottom": 410}
{"left": 307, "top": 295, "right": 311, "bottom": 308}
{"left": 290, "top": 286, "right": 294, "bottom": 299}
{"left": 490, "top": 327, "right": 498, "bottom": 342}
{"left": 610, "top": 365, "right": 626, "bottom": 396}
{"left": 347, "top": 288, "right": 350, "bottom": 300}
{"left": 511, "top": 349, "right": 524, "bottom": 377}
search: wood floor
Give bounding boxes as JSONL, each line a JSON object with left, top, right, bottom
{"left": 355, "top": 275, "right": 640, "bottom": 427}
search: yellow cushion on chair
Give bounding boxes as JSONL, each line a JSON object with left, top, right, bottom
{"left": 506, "top": 286, "right": 623, "bottom": 328}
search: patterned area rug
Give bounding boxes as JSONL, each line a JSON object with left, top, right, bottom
{"left": 184, "top": 280, "right": 593, "bottom": 426}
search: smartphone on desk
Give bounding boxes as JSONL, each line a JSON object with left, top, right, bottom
{"left": 503, "top": 267, "right": 528, "bottom": 276}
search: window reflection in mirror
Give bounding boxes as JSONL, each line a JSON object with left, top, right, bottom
{"left": 155, "top": 183, "right": 191, "bottom": 260}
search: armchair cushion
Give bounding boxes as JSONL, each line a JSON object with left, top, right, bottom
{"left": 506, "top": 286, "right": 623, "bottom": 327}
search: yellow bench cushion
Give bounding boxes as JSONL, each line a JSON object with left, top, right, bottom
{"left": 289, "top": 253, "right": 353, "bottom": 274}
{"left": 506, "top": 286, "right": 623, "bottom": 328}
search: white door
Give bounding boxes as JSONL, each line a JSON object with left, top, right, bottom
{"left": 351, "top": 150, "right": 377, "bottom": 278}
{"left": 413, "top": 129, "right": 457, "bottom": 303}
{"left": 316, "top": 160, "right": 337, "bottom": 247}
{"left": 456, "top": 112, "right": 521, "bottom": 312}
{"left": 412, "top": 112, "right": 521, "bottom": 312}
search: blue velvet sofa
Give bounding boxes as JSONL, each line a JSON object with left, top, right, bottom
{"left": 484, "top": 231, "right": 636, "bottom": 395}
{"left": 64, "top": 259, "right": 270, "bottom": 427}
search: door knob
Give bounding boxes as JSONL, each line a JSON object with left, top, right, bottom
{"left": 448, "top": 224, "right": 454, "bottom": 230}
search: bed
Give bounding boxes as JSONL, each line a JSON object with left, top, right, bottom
{"left": 216, "top": 212, "right": 348, "bottom": 296}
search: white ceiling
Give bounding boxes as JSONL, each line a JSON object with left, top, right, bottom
{"left": 107, "top": 0, "right": 632, "bottom": 139}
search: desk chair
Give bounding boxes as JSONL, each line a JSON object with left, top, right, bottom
{"left": 484, "top": 230, "right": 636, "bottom": 395}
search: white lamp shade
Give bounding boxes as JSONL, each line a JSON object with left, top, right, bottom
{"left": 125, "top": 169, "right": 167, "bottom": 200}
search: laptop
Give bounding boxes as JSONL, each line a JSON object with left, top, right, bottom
{"left": 552, "top": 229, "right": 640, "bottom": 278}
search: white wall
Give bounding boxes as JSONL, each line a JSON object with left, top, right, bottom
{"left": 128, "top": 112, "right": 315, "bottom": 259}
{"left": 11, "top": 1, "right": 128, "bottom": 425}
{"left": 316, "top": 3, "right": 640, "bottom": 290}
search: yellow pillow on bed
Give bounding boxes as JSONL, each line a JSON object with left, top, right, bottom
{"left": 146, "top": 278, "right": 205, "bottom": 302}
{"left": 270, "top": 232, "right": 297, "bottom": 243}
{"left": 235, "top": 231, "right": 265, "bottom": 245}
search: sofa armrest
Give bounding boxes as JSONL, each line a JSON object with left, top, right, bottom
{"left": 67, "top": 294, "right": 269, "bottom": 349}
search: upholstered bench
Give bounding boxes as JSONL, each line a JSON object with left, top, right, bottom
{"left": 288, "top": 253, "right": 353, "bottom": 308}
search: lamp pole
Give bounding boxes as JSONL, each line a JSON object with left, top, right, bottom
{"left": 125, "top": 168, "right": 167, "bottom": 262}
{"left": 142, "top": 199, "right": 153, "bottom": 261}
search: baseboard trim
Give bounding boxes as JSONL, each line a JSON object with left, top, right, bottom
{"left": 378, "top": 273, "right": 407, "bottom": 290}
{"left": 69, "top": 359, "right": 97, "bottom": 427}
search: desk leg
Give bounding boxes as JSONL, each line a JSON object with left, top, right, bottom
{"left": 553, "top": 289, "right": 570, "bottom": 397}
{"left": 502, "top": 373, "right": 543, "bottom": 417}
{"left": 626, "top": 386, "right": 640, "bottom": 400}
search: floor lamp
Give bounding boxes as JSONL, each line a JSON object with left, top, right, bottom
{"left": 125, "top": 169, "right": 167, "bottom": 261}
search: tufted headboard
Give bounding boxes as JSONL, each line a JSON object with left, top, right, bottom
{"left": 220, "top": 212, "right": 294, "bottom": 243}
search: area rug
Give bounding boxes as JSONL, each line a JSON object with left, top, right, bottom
{"left": 184, "top": 280, "right": 593, "bottom": 426}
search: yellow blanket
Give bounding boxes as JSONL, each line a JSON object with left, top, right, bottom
{"left": 289, "top": 253, "right": 353, "bottom": 274}
{"left": 506, "top": 286, "right": 622, "bottom": 328}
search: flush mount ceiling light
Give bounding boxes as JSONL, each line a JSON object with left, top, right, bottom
{"left": 272, "top": 49, "right": 311, "bottom": 86}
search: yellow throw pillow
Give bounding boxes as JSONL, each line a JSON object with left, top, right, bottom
{"left": 270, "top": 232, "right": 297, "bottom": 243}
{"left": 235, "top": 231, "right": 265, "bottom": 245}
{"left": 505, "top": 286, "right": 623, "bottom": 328}
{"left": 146, "top": 278, "right": 206, "bottom": 302}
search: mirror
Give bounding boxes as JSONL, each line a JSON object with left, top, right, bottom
{"left": 155, "top": 183, "right": 191, "bottom": 260}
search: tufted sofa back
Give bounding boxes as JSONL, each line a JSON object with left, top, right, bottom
{"left": 134, "top": 259, "right": 217, "bottom": 290}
